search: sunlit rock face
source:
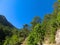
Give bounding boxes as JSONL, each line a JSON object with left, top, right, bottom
{"left": 55, "top": 29, "right": 60, "bottom": 45}
{"left": 43, "top": 44, "right": 55, "bottom": 45}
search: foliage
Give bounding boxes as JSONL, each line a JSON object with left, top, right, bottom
{"left": 27, "top": 24, "right": 45, "bottom": 45}
{"left": 4, "top": 34, "right": 19, "bottom": 45}
{"left": 31, "top": 16, "right": 41, "bottom": 28}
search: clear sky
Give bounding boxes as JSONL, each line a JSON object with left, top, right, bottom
{"left": 0, "top": 0, "right": 56, "bottom": 28}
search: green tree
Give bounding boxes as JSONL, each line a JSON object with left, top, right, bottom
{"left": 27, "top": 24, "right": 45, "bottom": 45}
{"left": 31, "top": 16, "right": 41, "bottom": 28}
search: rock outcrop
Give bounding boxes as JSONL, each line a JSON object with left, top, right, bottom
{"left": 55, "top": 29, "right": 60, "bottom": 45}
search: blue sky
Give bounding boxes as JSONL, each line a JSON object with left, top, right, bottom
{"left": 0, "top": 0, "right": 56, "bottom": 28}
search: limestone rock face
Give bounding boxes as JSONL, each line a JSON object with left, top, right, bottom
{"left": 55, "top": 29, "right": 60, "bottom": 45}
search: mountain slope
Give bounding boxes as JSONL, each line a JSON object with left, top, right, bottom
{"left": 0, "top": 15, "right": 14, "bottom": 28}
{"left": 0, "top": 15, "right": 16, "bottom": 45}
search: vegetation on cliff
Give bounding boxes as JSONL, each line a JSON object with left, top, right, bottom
{"left": 0, "top": 0, "right": 60, "bottom": 45}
